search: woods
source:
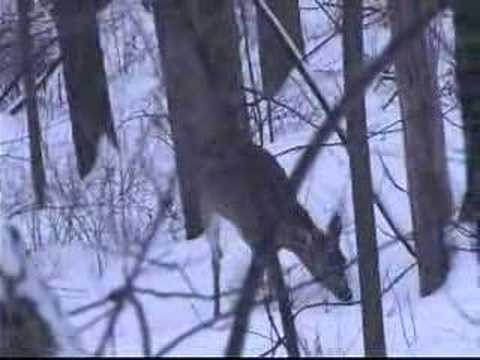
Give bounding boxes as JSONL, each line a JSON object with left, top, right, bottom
{"left": 0, "top": 0, "right": 478, "bottom": 357}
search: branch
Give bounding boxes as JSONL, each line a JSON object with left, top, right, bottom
{"left": 254, "top": 0, "right": 443, "bottom": 258}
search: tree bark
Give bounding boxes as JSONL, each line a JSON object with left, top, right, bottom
{"left": 257, "top": 0, "right": 305, "bottom": 97}
{"left": 52, "top": 0, "right": 117, "bottom": 178}
{"left": 389, "top": 0, "right": 452, "bottom": 296}
{"left": 186, "top": 0, "right": 250, "bottom": 138}
{"left": 152, "top": 0, "right": 250, "bottom": 240}
{"left": 343, "top": 0, "right": 386, "bottom": 356}
{"left": 257, "top": 0, "right": 304, "bottom": 144}
{"left": 17, "top": 0, "right": 46, "bottom": 206}
{"left": 453, "top": 1, "right": 480, "bottom": 263}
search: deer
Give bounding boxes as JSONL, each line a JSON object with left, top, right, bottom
{"left": 196, "top": 142, "right": 353, "bottom": 302}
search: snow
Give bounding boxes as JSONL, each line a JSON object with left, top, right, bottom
{"left": 0, "top": 0, "right": 479, "bottom": 356}
{"left": 0, "top": 220, "right": 81, "bottom": 355}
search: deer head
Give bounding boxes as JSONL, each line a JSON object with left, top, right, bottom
{"left": 278, "top": 209, "right": 352, "bottom": 302}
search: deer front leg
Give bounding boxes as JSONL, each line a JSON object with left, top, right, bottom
{"left": 264, "top": 249, "right": 300, "bottom": 356}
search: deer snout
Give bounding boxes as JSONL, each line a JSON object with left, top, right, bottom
{"left": 336, "top": 286, "right": 353, "bottom": 302}
{"left": 322, "top": 271, "right": 353, "bottom": 302}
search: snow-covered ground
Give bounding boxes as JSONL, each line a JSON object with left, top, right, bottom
{"left": 0, "top": 1, "right": 479, "bottom": 356}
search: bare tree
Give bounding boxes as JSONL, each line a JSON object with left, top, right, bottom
{"left": 17, "top": 0, "right": 46, "bottom": 206}
{"left": 343, "top": 0, "right": 386, "bottom": 356}
{"left": 151, "top": 0, "right": 250, "bottom": 242}
{"left": 257, "top": 0, "right": 304, "bottom": 142}
{"left": 389, "top": 0, "right": 452, "bottom": 296}
{"left": 152, "top": 0, "right": 203, "bottom": 241}
{"left": 288, "top": 0, "right": 446, "bottom": 194}
{"left": 453, "top": 1, "right": 480, "bottom": 263}
{"left": 51, "top": 0, "right": 118, "bottom": 178}
{"left": 185, "top": 0, "right": 250, "bottom": 139}
{"left": 257, "top": 0, "right": 304, "bottom": 97}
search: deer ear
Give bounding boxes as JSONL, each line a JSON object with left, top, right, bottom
{"left": 327, "top": 213, "right": 342, "bottom": 240}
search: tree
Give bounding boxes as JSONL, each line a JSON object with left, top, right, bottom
{"left": 152, "top": 0, "right": 250, "bottom": 241}
{"left": 453, "top": 1, "right": 480, "bottom": 262}
{"left": 389, "top": 0, "right": 452, "bottom": 296}
{"left": 257, "top": 0, "right": 305, "bottom": 142}
{"left": 17, "top": 0, "right": 46, "bottom": 206}
{"left": 343, "top": 0, "right": 386, "bottom": 356}
{"left": 185, "top": 0, "right": 250, "bottom": 139}
{"left": 257, "top": 0, "right": 304, "bottom": 98}
{"left": 51, "top": 0, "right": 117, "bottom": 178}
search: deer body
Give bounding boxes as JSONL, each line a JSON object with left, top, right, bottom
{"left": 197, "top": 144, "right": 352, "bottom": 301}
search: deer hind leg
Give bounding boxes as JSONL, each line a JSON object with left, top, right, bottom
{"left": 251, "top": 240, "right": 283, "bottom": 308}
{"left": 206, "top": 215, "right": 223, "bottom": 317}
{"left": 262, "top": 252, "right": 287, "bottom": 308}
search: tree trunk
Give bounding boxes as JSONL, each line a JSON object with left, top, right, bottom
{"left": 453, "top": 1, "right": 480, "bottom": 263}
{"left": 257, "top": 0, "right": 305, "bottom": 97}
{"left": 152, "top": 0, "right": 208, "bottom": 240}
{"left": 186, "top": 0, "right": 250, "bottom": 138}
{"left": 17, "top": 0, "right": 46, "bottom": 206}
{"left": 389, "top": 0, "right": 452, "bottom": 296}
{"left": 52, "top": 0, "right": 117, "bottom": 178}
{"left": 152, "top": 0, "right": 250, "bottom": 240}
{"left": 343, "top": 0, "right": 386, "bottom": 356}
{"left": 257, "top": 0, "right": 304, "bottom": 144}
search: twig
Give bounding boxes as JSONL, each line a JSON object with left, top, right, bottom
{"left": 263, "top": 291, "right": 283, "bottom": 355}
{"left": 254, "top": 0, "right": 443, "bottom": 259}
{"left": 293, "top": 262, "right": 417, "bottom": 319}
{"left": 376, "top": 152, "right": 408, "bottom": 194}
{"left": 129, "top": 294, "right": 152, "bottom": 356}
{"left": 153, "top": 258, "right": 418, "bottom": 356}
{"left": 373, "top": 194, "right": 417, "bottom": 258}
{"left": 258, "top": 336, "right": 285, "bottom": 357}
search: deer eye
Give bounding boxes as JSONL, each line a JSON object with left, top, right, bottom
{"left": 293, "top": 228, "right": 312, "bottom": 247}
